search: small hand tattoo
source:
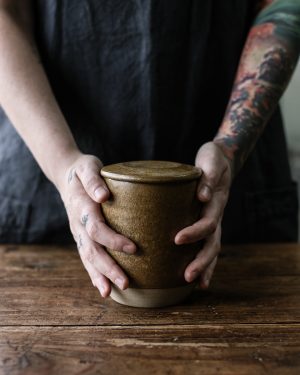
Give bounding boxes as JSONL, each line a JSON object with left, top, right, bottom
{"left": 68, "top": 168, "right": 75, "bottom": 184}
{"left": 81, "top": 214, "right": 89, "bottom": 227}
{"left": 77, "top": 234, "right": 83, "bottom": 250}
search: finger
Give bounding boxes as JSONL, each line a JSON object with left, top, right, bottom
{"left": 175, "top": 191, "right": 226, "bottom": 244}
{"left": 184, "top": 223, "right": 221, "bottom": 283}
{"left": 77, "top": 230, "right": 130, "bottom": 291}
{"left": 75, "top": 157, "right": 110, "bottom": 203}
{"left": 94, "top": 273, "right": 112, "bottom": 298}
{"left": 84, "top": 209, "right": 136, "bottom": 254}
{"left": 67, "top": 181, "right": 136, "bottom": 254}
{"left": 75, "top": 235, "right": 112, "bottom": 298}
{"left": 175, "top": 216, "right": 217, "bottom": 245}
{"left": 199, "top": 256, "right": 218, "bottom": 289}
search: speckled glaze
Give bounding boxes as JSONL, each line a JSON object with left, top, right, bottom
{"left": 100, "top": 160, "right": 202, "bottom": 307}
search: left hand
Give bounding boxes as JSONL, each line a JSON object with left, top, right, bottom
{"left": 175, "top": 142, "right": 233, "bottom": 289}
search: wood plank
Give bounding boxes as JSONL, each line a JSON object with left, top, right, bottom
{"left": 0, "top": 244, "right": 300, "bottom": 326}
{"left": 1, "top": 243, "right": 300, "bottom": 279}
{"left": 1, "top": 325, "right": 299, "bottom": 375}
{"left": 1, "top": 244, "right": 300, "bottom": 375}
{"left": 1, "top": 276, "right": 300, "bottom": 326}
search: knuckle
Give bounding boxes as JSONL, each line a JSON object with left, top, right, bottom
{"left": 97, "top": 223, "right": 121, "bottom": 251}
{"left": 108, "top": 236, "right": 119, "bottom": 251}
{"left": 195, "top": 257, "right": 209, "bottom": 271}
{"left": 205, "top": 171, "right": 218, "bottom": 185}
{"left": 86, "top": 176, "right": 101, "bottom": 191}
{"left": 206, "top": 218, "right": 218, "bottom": 233}
{"left": 190, "top": 264, "right": 203, "bottom": 276}
{"left": 86, "top": 154, "right": 102, "bottom": 166}
{"left": 82, "top": 247, "right": 94, "bottom": 264}
{"left": 86, "top": 221, "right": 99, "bottom": 239}
{"left": 77, "top": 163, "right": 85, "bottom": 174}
{"left": 105, "top": 262, "right": 120, "bottom": 280}
{"left": 81, "top": 200, "right": 96, "bottom": 215}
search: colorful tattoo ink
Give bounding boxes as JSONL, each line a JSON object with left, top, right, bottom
{"left": 214, "top": 0, "right": 300, "bottom": 176}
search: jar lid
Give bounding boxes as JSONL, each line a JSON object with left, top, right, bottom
{"left": 101, "top": 160, "right": 202, "bottom": 183}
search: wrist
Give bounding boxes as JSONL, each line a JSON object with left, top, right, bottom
{"left": 47, "top": 145, "right": 83, "bottom": 191}
{"left": 212, "top": 138, "right": 236, "bottom": 181}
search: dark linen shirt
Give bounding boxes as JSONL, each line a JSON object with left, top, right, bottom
{"left": 0, "top": 0, "right": 298, "bottom": 243}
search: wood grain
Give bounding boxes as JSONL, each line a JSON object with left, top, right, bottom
{"left": 1, "top": 244, "right": 300, "bottom": 326}
{"left": 1, "top": 325, "right": 300, "bottom": 375}
{"left": 0, "top": 243, "right": 299, "bottom": 374}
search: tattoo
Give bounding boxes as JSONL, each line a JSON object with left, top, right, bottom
{"left": 214, "top": 0, "right": 300, "bottom": 176}
{"left": 255, "top": 0, "right": 300, "bottom": 45}
{"left": 68, "top": 168, "right": 75, "bottom": 184}
{"left": 81, "top": 214, "right": 89, "bottom": 227}
{"left": 77, "top": 234, "right": 83, "bottom": 250}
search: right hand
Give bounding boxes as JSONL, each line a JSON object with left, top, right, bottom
{"left": 58, "top": 153, "right": 136, "bottom": 298}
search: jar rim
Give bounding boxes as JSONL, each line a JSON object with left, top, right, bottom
{"left": 100, "top": 160, "right": 202, "bottom": 183}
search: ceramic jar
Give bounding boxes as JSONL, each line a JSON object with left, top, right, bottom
{"left": 100, "top": 160, "right": 202, "bottom": 307}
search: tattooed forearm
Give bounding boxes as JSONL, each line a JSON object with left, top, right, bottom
{"left": 255, "top": 0, "right": 300, "bottom": 45}
{"left": 214, "top": 0, "right": 300, "bottom": 176}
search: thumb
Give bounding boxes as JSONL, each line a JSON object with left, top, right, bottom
{"left": 75, "top": 158, "right": 110, "bottom": 203}
{"left": 197, "top": 169, "right": 219, "bottom": 202}
{"left": 196, "top": 142, "right": 225, "bottom": 202}
{"left": 195, "top": 144, "right": 224, "bottom": 202}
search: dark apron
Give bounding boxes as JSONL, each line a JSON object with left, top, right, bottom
{"left": 0, "top": 0, "right": 298, "bottom": 243}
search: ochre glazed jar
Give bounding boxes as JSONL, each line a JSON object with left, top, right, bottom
{"left": 100, "top": 160, "right": 202, "bottom": 308}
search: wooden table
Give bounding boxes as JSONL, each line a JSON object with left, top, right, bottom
{"left": 0, "top": 243, "right": 299, "bottom": 375}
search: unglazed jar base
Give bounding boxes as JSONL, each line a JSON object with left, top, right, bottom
{"left": 110, "top": 283, "right": 196, "bottom": 308}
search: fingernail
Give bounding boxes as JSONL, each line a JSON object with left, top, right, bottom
{"left": 123, "top": 244, "right": 135, "bottom": 254}
{"left": 94, "top": 187, "right": 108, "bottom": 201}
{"left": 115, "top": 277, "right": 125, "bottom": 290}
{"left": 199, "top": 186, "right": 211, "bottom": 200}
{"left": 99, "top": 284, "right": 105, "bottom": 296}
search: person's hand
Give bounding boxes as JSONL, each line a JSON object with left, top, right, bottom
{"left": 58, "top": 153, "right": 136, "bottom": 298}
{"left": 175, "top": 142, "right": 233, "bottom": 289}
